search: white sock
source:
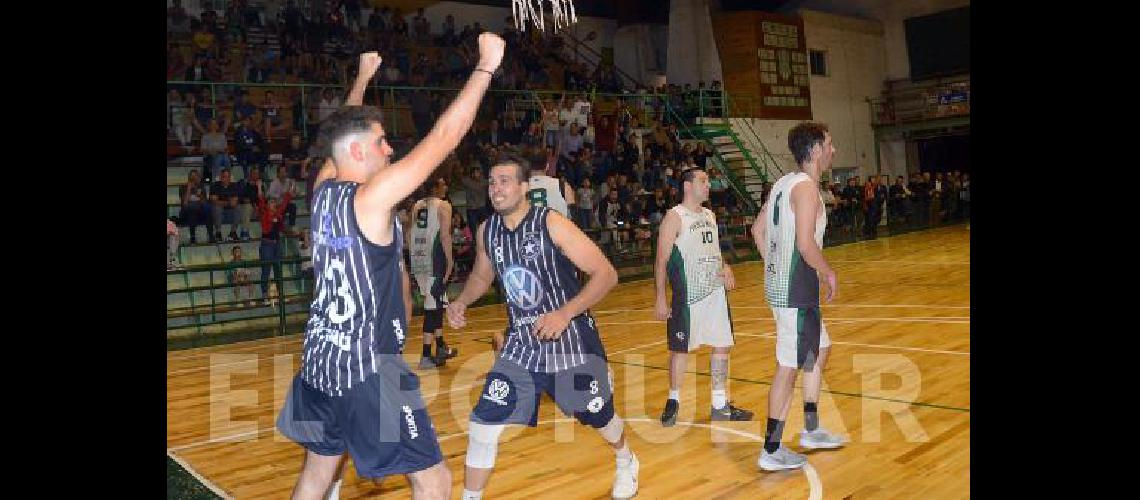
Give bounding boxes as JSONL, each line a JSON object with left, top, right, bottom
{"left": 462, "top": 489, "right": 484, "bottom": 500}
{"left": 614, "top": 441, "right": 633, "bottom": 464}
{"left": 668, "top": 389, "right": 679, "bottom": 401}
{"left": 712, "top": 389, "right": 727, "bottom": 409}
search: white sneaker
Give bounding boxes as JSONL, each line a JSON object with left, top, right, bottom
{"left": 757, "top": 446, "right": 807, "bottom": 471}
{"left": 612, "top": 452, "right": 639, "bottom": 499}
{"left": 799, "top": 428, "right": 845, "bottom": 449}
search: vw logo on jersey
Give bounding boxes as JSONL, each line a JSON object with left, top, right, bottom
{"left": 503, "top": 265, "right": 544, "bottom": 311}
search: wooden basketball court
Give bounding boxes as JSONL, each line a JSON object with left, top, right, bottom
{"left": 167, "top": 225, "right": 970, "bottom": 499}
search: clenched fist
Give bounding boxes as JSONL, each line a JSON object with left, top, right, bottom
{"left": 476, "top": 33, "right": 506, "bottom": 73}
{"left": 358, "top": 52, "right": 382, "bottom": 80}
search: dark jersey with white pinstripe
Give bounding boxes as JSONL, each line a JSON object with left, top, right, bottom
{"left": 483, "top": 205, "right": 606, "bottom": 373}
{"left": 302, "top": 180, "right": 408, "bottom": 397}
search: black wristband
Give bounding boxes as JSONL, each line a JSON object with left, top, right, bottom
{"left": 473, "top": 68, "right": 494, "bottom": 77}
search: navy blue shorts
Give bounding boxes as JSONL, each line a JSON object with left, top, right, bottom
{"left": 276, "top": 363, "right": 443, "bottom": 479}
{"left": 470, "top": 353, "right": 616, "bottom": 429}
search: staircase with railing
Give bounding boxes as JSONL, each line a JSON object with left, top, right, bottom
{"left": 658, "top": 88, "right": 788, "bottom": 212}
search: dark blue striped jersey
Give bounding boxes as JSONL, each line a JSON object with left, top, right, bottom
{"left": 483, "top": 205, "right": 606, "bottom": 373}
{"left": 302, "top": 181, "right": 408, "bottom": 397}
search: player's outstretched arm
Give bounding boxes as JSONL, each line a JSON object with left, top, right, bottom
{"left": 356, "top": 33, "right": 505, "bottom": 215}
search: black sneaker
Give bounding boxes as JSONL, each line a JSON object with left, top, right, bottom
{"left": 433, "top": 345, "right": 458, "bottom": 366}
{"left": 660, "top": 399, "right": 679, "bottom": 427}
{"left": 711, "top": 402, "right": 754, "bottom": 421}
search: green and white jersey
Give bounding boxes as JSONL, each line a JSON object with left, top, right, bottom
{"left": 409, "top": 197, "right": 446, "bottom": 277}
{"left": 764, "top": 172, "right": 826, "bottom": 308}
{"left": 527, "top": 174, "right": 570, "bottom": 217}
{"left": 666, "top": 205, "right": 723, "bottom": 305}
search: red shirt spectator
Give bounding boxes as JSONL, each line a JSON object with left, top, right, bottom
{"left": 257, "top": 190, "right": 294, "bottom": 240}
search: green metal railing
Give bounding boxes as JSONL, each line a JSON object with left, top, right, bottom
{"left": 660, "top": 96, "right": 761, "bottom": 213}
{"left": 692, "top": 88, "right": 786, "bottom": 180}
{"left": 167, "top": 252, "right": 310, "bottom": 331}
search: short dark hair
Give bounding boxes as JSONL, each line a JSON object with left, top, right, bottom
{"left": 319, "top": 105, "right": 385, "bottom": 156}
{"left": 681, "top": 167, "right": 707, "bottom": 185}
{"left": 787, "top": 122, "right": 829, "bottom": 166}
{"left": 493, "top": 153, "right": 530, "bottom": 182}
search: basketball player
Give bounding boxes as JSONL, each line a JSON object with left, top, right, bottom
{"left": 447, "top": 155, "right": 639, "bottom": 500}
{"left": 304, "top": 52, "right": 421, "bottom": 500}
{"left": 750, "top": 122, "right": 845, "bottom": 472}
{"left": 485, "top": 157, "right": 579, "bottom": 354}
{"left": 307, "top": 77, "right": 430, "bottom": 500}
{"left": 275, "top": 34, "right": 505, "bottom": 500}
{"left": 304, "top": 53, "right": 432, "bottom": 500}
{"left": 654, "top": 168, "right": 753, "bottom": 426}
{"left": 410, "top": 177, "right": 460, "bottom": 368}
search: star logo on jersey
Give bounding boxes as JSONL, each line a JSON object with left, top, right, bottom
{"left": 521, "top": 233, "right": 541, "bottom": 261}
{"left": 482, "top": 378, "right": 510, "bottom": 406}
{"left": 503, "top": 265, "right": 544, "bottom": 311}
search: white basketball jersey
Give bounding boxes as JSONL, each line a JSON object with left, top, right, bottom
{"left": 667, "top": 205, "right": 723, "bottom": 304}
{"left": 527, "top": 174, "right": 570, "bottom": 216}
{"left": 409, "top": 197, "right": 444, "bottom": 276}
{"left": 764, "top": 172, "right": 827, "bottom": 308}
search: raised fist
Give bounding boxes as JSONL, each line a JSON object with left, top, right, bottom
{"left": 475, "top": 33, "right": 506, "bottom": 72}
{"left": 358, "top": 51, "right": 382, "bottom": 80}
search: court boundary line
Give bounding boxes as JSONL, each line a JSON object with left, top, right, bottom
{"left": 167, "top": 449, "right": 234, "bottom": 500}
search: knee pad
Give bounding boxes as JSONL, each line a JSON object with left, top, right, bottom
{"left": 465, "top": 422, "right": 506, "bottom": 469}
{"left": 597, "top": 414, "right": 624, "bottom": 444}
